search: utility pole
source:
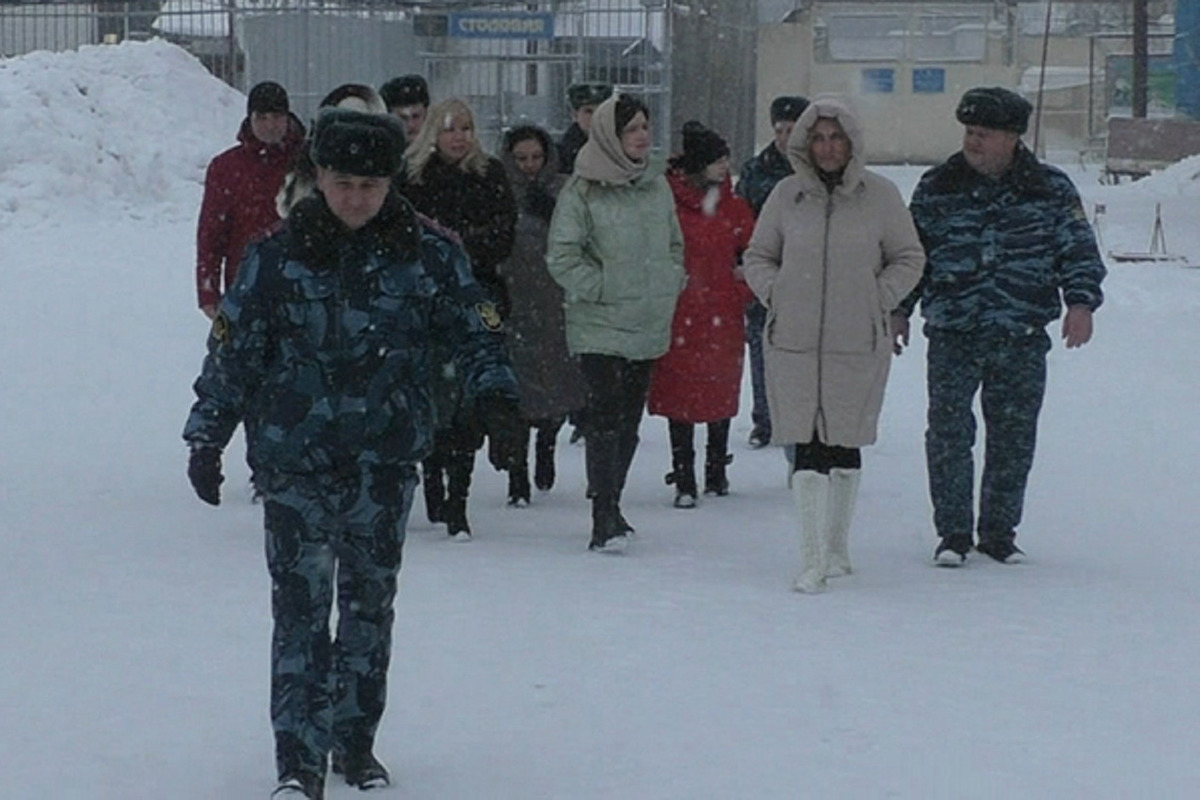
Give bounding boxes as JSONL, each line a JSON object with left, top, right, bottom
{"left": 1133, "top": 0, "right": 1148, "bottom": 118}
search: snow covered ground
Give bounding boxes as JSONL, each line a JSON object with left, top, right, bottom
{"left": 3, "top": 41, "right": 1200, "bottom": 799}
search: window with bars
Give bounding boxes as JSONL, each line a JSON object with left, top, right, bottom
{"left": 820, "top": 12, "right": 987, "bottom": 63}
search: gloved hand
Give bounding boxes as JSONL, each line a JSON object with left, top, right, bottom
{"left": 478, "top": 394, "right": 523, "bottom": 471}
{"left": 524, "top": 183, "right": 556, "bottom": 223}
{"left": 188, "top": 446, "right": 224, "bottom": 506}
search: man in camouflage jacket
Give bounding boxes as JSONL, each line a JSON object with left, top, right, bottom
{"left": 183, "top": 108, "right": 519, "bottom": 800}
{"left": 893, "top": 87, "right": 1105, "bottom": 567}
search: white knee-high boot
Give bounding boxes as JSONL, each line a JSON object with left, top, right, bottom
{"left": 825, "top": 467, "right": 861, "bottom": 577}
{"left": 790, "top": 469, "right": 830, "bottom": 593}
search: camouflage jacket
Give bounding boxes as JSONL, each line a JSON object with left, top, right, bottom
{"left": 737, "top": 143, "right": 793, "bottom": 216}
{"left": 183, "top": 191, "right": 517, "bottom": 476}
{"left": 901, "top": 145, "right": 1105, "bottom": 334}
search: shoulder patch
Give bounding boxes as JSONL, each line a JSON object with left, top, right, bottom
{"left": 211, "top": 312, "right": 233, "bottom": 346}
{"left": 475, "top": 301, "right": 503, "bottom": 332}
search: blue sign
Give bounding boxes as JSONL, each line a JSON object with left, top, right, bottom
{"left": 912, "top": 67, "right": 946, "bottom": 94}
{"left": 448, "top": 12, "right": 555, "bottom": 40}
{"left": 861, "top": 68, "right": 895, "bottom": 94}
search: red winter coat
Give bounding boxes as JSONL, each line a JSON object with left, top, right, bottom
{"left": 196, "top": 115, "right": 304, "bottom": 309}
{"left": 648, "top": 172, "right": 756, "bottom": 423}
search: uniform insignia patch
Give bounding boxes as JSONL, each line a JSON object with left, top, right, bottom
{"left": 476, "top": 301, "right": 503, "bottom": 332}
{"left": 211, "top": 312, "right": 232, "bottom": 346}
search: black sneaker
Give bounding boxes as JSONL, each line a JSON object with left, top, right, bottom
{"left": 273, "top": 771, "right": 324, "bottom": 799}
{"left": 748, "top": 427, "right": 770, "bottom": 449}
{"left": 331, "top": 750, "right": 390, "bottom": 790}
{"left": 976, "top": 538, "right": 1026, "bottom": 564}
{"left": 933, "top": 535, "right": 972, "bottom": 567}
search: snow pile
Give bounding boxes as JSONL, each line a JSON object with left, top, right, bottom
{"left": 0, "top": 39, "right": 245, "bottom": 227}
{"left": 1122, "top": 152, "right": 1200, "bottom": 196}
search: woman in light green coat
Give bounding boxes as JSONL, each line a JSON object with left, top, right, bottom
{"left": 546, "top": 93, "right": 685, "bottom": 552}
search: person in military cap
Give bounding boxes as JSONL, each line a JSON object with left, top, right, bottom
{"left": 183, "top": 107, "right": 521, "bottom": 800}
{"left": 736, "top": 94, "right": 809, "bottom": 449}
{"left": 893, "top": 86, "right": 1106, "bottom": 567}
{"left": 379, "top": 73, "right": 430, "bottom": 142}
{"left": 557, "top": 81, "right": 613, "bottom": 174}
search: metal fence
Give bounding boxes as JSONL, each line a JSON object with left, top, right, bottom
{"left": 1, "top": 0, "right": 673, "bottom": 151}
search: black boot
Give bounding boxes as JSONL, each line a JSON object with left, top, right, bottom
{"left": 665, "top": 420, "right": 697, "bottom": 508}
{"left": 589, "top": 493, "right": 626, "bottom": 552}
{"left": 704, "top": 419, "right": 733, "bottom": 496}
{"left": 508, "top": 424, "right": 532, "bottom": 506}
{"left": 612, "top": 423, "right": 641, "bottom": 527}
{"left": 444, "top": 439, "right": 475, "bottom": 540}
{"left": 444, "top": 496, "right": 470, "bottom": 539}
{"left": 421, "top": 458, "right": 445, "bottom": 523}
{"left": 586, "top": 430, "right": 627, "bottom": 550}
{"left": 508, "top": 468, "right": 531, "bottom": 507}
{"left": 534, "top": 419, "right": 560, "bottom": 491}
{"left": 703, "top": 454, "right": 732, "bottom": 496}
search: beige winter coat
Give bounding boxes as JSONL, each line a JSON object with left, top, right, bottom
{"left": 741, "top": 96, "right": 925, "bottom": 448}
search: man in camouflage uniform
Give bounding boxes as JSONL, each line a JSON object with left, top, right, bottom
{"left": 183, "top": 108, "right": 519, "bottom": 800}
{"left": 557, "top": 81, "right": 612, "bottom": 175}
{"left": 736, "top": 95, "right": 807, "bottom": 448}
{"left": 893, "top": 86, "right": 1105, "bottom": 566}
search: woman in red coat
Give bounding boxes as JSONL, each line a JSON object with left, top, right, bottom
{"left": 648, "top": 122, "right": 756, "bottom": 507}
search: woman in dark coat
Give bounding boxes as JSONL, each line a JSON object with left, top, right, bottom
{"left": 648, "top": 122, "right": 756, "bottom": 508}
{"left": 496, "top": 125, "right": 586, "bottom": 505}
{"left": 400, "top": 98, "right": 519, "bottom": 539}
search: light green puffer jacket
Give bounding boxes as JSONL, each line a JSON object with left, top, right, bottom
{"left": 546, "top": 155, "right": 685, "bottom": 361}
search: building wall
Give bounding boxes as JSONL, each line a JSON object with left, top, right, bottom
{"left": 669, "top": 0, "right": 759, "bottom": 166}
{"left": 752, "top": 3, "right": 1135, "bottom": 164}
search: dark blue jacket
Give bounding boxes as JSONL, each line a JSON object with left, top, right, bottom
{"left": 902, "top": 144, "right": 1105, "bottom": 334}
{"left": 737, "top": 143, "right": 793, "bottom": 216}
{"left": 183, "top": 191, "right": 517, "bottom": 476}
{"left": 557, "top": 122, "right": 588, "bottom": 175}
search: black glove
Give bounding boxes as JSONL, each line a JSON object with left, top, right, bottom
{"left": 478, "top": 394, "right": 523, "bottom": 471}
{"left": 524, "top": 183, "right": 556, "bottom": 223}
{"left": 188, "top": 446, "right": 224, "bottom": 506}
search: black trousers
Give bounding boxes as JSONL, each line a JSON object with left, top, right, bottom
{"left": 788, "top": 433, "right": 861, "bottom": 474}
{"left": 579, "top": 354, "right": 654, "bottom": 513}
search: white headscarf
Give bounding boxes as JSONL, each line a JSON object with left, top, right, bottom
{"left": 573, "top": 95, "right": 647, "bottom": 185}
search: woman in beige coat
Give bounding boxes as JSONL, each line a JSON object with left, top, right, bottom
{"left": 742, "top": 95, "right": 924, "bottom": 592}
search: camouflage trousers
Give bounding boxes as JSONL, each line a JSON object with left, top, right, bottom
{"left": 925, "top": 328, "right": 1049, "bottom": 542}
{"left": 260, "top": 465, "right": 418, "bottom": 780}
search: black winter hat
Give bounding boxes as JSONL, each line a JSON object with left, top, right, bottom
{"left": 567, "top": 82, "right": 613, "bottom": 110}
{"left": 247, "top": 81, "right": 289, "bottom": 116}
{"left": 956, "top": 87, "right": 1032, "bottom": 134}
{"left": 673, "top": 120, "right": 730, "bottom": 174}
{"left": 319, "top": 83, "right": 386, "bottom": 114}
{"left": 379, "top": 74, "right": 430, "bottom": 110}
{"left": 310, "top": 108, "right": 406, "bottom": 177}
{"left": 769, "top": 95, "right": 809, "bottom": 125}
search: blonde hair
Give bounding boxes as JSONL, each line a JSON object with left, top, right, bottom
{"left": 404, "top": 97, "right": 491, "bottom": 183}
